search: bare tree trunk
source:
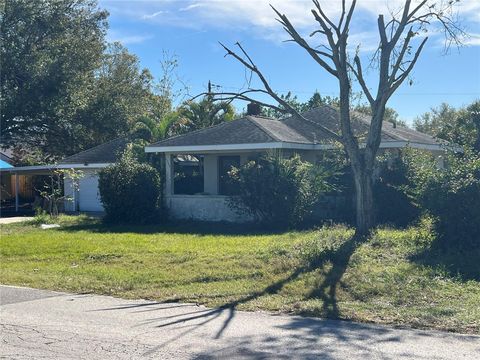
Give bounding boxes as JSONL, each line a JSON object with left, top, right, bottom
{"left": 337, "top": 71, "right": 375, "bottom": 235}
{"left": 352, "top": 167, "right": 374, "bottom": 235}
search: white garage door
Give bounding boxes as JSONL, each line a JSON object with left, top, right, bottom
{"left": 78, "top": 172, "right": 104, "bottom": 212}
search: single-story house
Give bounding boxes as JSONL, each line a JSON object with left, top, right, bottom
{"left": 0, "top": 105, "right": 446, "bottom": 221}
{"left": 144, "top": 105, "right": 446, "bottom": 222}
{"left": 0, "top": 138, "right": 128, "bottom": 213}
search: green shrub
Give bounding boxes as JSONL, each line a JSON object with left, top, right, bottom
{"left": 404, "top": 148, "right": 480, "bottom": 249}
{"left": 228, "top": 152, "right": 334, "bottom": 228}
{"left": 98, "top": 148, "right": 162, "bottom": 224}
{"left": 314, "top": 151, "right": 354, "bottom": 224}
{"left": 30, "top": 208, "right": 53, "bottom": 225}
{"left": 374, "top": 152, "right": 420, "bottom": 227}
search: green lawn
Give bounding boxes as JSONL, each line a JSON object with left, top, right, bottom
{"left": 1, "top": 215, "right": 479, "bottom": 334}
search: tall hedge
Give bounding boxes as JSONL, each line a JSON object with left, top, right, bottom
{"left": 98, "top": 150, "right": 161, "bottom": 223}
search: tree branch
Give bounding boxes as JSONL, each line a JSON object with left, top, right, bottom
{"left": 271, "top": 5, "right": 339, "bottom": 77}
{"left": 378, "top": 15, "right": 388, "bottom": 45}
{"left": 388, "top": 27, "right": 415, "bottom": 85}
{"left": 215, "top": 42, "right": 342, "bottom": 142}
{"left": 349, "top": 56, "right": 374, "bottom": 105}
{"left": 341, "top": 0, "right": 357, "bottom": 36}
{"left": 312, "top": 0, "right": 339, "bottom": 36}
{"left": 194, "top": 91, "right": 286, "bottom": 114}
{"left": 388, "top": 36, "right": 428, "bottom": 98}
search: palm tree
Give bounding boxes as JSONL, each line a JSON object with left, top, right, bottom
{"left": 132, "top": 96, "right": 236, "bottom": 143}
{"left": 172, "top": 96, "right": 235, "bottom": 135}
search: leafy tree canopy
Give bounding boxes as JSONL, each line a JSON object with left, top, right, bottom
{"left": 413, "top": 100, "right": 480, "bottom": 151}
{"left": 1, "top": 0, "right": 108, "bottom": 158}
{"left": 1, "top": 0, "right": 174, "bottom": 162}
{"left": 262, "top": 91, "right": 339, "bottom": 118}
{"left": 72, "top": 42, "right": 156, "bottom": 152}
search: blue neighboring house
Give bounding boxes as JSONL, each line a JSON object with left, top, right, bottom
{"left": 0, "top": 159, "right": 13, "bottom": 169}
{"left": 0, "top": 151, "right": 13, "bottom": 169}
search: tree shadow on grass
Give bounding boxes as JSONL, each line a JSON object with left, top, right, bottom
{"left": 146, "top": 232, "right": 366, "bottom": 332}
{"left": 302, "top": 233, "right": 367, "bottom": 318}
{"left": 91, "top": 231, "right": 368, "bottom": 355}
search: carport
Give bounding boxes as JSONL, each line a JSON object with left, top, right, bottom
{"left": 0, "top": 165, "right": 58, "bottom": 214}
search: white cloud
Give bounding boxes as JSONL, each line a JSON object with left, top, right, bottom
{"left": 101, "top": 0, "right": 480, "bottom": 48}
{"left": 142, "top": 10, "right": 167, "bottom": 20}
{"left": 179, "top": 3, "right": 204, "bottom": 12}
{"left": 465, "top": 33, "right": 480, "bottom": 46}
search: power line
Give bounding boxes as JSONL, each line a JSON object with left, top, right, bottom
{"left": 194, "top": 84, "right": 479, "bottom": 96}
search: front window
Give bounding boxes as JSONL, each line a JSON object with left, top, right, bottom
{"left": 218, "top": 155, "right": 240, "bottom": 195}
{"left": 173, "top": 155, "right": 204, "bottom": 195}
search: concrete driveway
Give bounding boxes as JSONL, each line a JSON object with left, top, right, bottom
{"left": 0, "top": 285, "right": 479, "bottom": 359}
{"left": 0, "top": 216, "right": 34, "bottom": 224}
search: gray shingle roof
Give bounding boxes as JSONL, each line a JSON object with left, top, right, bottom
{"left": 59, "top": 138, "right": 129, "bottom": 165}
{"left": 379, "top": 120, "right": 441, "bottom": 144}
{"left": 284, "top": 105, "right": 438, "bottom": 145}
{"left": 148, "top": 115, "right": 313, "bottom": 149}
{"left": 148, "top": 117, "right": 279, "bottom": 147}
{"left": 64, "top": 106, "right": 442, "bottom": 163}
{"left": 247, "top": 116, "right": 311, "bottom": 143}
{"left": 147, "top": 105, "right": 441, "bottom": 150}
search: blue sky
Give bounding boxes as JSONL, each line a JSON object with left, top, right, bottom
{"left": 101, "top": 0, "right": 480, "bottom": 124}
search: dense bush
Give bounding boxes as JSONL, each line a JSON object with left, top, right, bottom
{"left": 98, "top": 148, "right": 162, "bottom": 223}
{"left": 305, "top": 151, "right": 354, "bottom": 224}
{"left": 228, "top": 153, "right": 334, "bottom": 228}
{"left": 314, "top": 150, "right": 418, "bottom": 227}
{"left": 374, "top": 152, "right": 420, "bottom": 227}
{"left": 404, "top": 148, "right": 480, "bottom": 249}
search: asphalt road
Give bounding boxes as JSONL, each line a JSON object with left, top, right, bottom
{"left": 0, "top": 285, "right": 479, "bottom": 359}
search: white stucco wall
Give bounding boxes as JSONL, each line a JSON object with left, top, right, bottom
{"left": 165, "top": 195, "right": 251, "bottom": 222}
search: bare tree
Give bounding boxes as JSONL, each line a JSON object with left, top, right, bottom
{"left": 200, "top": 0, "right": 463, "bottom": 235}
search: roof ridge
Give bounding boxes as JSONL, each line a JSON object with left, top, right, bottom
{"left": 248, "top": 114, "right": 277, "bottom": 120}
{"left": 59, "top": 137, "right": 127, "bottom": 163}
{"left": 245, "top": 116, "right": 281, "bottom": 142}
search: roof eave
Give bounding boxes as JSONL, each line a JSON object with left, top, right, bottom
{"left": 145, "top": 140, "right": 452, "bottom": 154}
{"left": 0, "top": 163, "right": 111, "bottom": 174}
{"left": 378, "top": 141, "right": 458, "bottom": 152}
{"left": 145, "top": 142, "right": 323, "bottom": 153}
